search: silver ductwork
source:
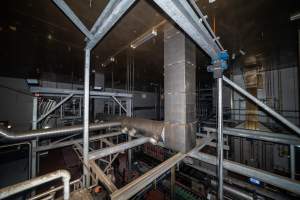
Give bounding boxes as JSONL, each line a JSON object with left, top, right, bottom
{"left": 118, "top": 117, "right": 196, "bottom": 152}
{"left": 0, "top": 122, "right": 121, "bottom": 140}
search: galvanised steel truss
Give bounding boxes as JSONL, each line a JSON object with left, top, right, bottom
{"left": 1, "top": 1, "right": 300, "bottom": 200}
{"left": 51, "top": 0, "right": 300, "bottom": 199}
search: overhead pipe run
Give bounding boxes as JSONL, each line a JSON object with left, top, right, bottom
{"left": 0, "top": 169, "right": 70, "bottom": 200}
{"left": 0, "top": 122, "right": 121, "bottom": 140}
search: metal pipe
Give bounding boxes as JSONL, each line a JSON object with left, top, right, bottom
{"left": 110, "top": 153, "right": 185, "bottom": 200}
{"left": 0, "top": 170, "right": 70, "bottom": 200}
{"left": 28, "top": 179, "right": 80, "bottom": 200}
{"left": 203, "top": 127, "right": 300, "bottom": 145}
{"left": 223, "top": 76, "right": 300, "bottom": 135}
{"left": 189, "top": 151, "right": 300, "bottom": 195}
{"left": 83, "top": 48, "right": 91, "bottom": 187}
{"left": 0, "top": 122, "right": 121, "bottom": 140}
{"left": 217, "top": 77, "right": 224, "bottom": 200}
{"left": 89, "top": 137, "right": 151, "bottom": 160}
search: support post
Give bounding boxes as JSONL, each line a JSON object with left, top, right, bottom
{"left": 207, "top": 51, "right": 228, "bottom": 200}
{"left": 171, "top": 166, "right": 176, "bottom": 200}
{"left": 217, "top": 77, "right": 224, "bottom": 200}
{"left": 126, "top": 98, "right": 132, "bottom": 171}
{"left": 31, "top": 97, "right": 38, "bottom": 179}
{"left": 290, "top": 145, "right": 295, "bottom": 180}
{"left": 83, "top": 48, "right": 91, "bottom": 187}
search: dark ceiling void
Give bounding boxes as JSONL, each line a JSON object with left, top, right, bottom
{"left": 0, "top": 0, "right": 299, "bottom": 90}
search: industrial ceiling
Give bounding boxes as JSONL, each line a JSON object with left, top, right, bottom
{"left": 0, "top": 0, "right": 299, "bottom": 90}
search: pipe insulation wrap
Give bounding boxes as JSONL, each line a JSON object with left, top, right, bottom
{"left": 0, "top": 122, "right": 121, "bottom": 140}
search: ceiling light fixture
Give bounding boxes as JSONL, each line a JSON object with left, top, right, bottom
{"left": 101, "top": 57, "right": 115, "bottom": 68}
{"left": 130, "top": 29, "right": 157, "bottom": 49}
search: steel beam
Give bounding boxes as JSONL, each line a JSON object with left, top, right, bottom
{"left": 203, "top": 127, "right": 300, "bottom": 145}
{"left": 86, "top": 0, "right": 136, "bottom": 49}
{"left": 112, "top": 96, "right": 127, "bottom": 114}
{"left": 52, "top": 0, "right": 93, "bottom": 40}
{"left": 110, "top": 153, "right": 185, "bottom": 200}
{"left": 90, "top": 0, "right": 119, "bottom": 35}
{"left": 30, "top": 87, "right": 133, "bottom": 98}
{"left": 189, "top": 151, "right": 300, "bottom": 195}
{"left": 36, "top": 131, "right": 123, "bottom": 152}
{"left": 188, "top": 164, "right": 287, "bottom": 200}
{"left": 188, "top": 0, "right": 224, "bottom": 51}
{"left": 153, "top": 0, "right": 220, "bottom": 58}
{"left": 37, "top": 93, "right": 73, "bottom": 123}
{"left": 83, "top": 48, "right": 91, "bottom": 187}
{"left": 223, "top": 76, "right": 300, "bottom": 135}
{"left": 89, "top": 160, "right": 118, "bottom": 193}
{"left": 89, "top": 137, "right": 150, "bottom": 160}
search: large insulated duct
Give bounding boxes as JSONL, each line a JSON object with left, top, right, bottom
{"left": 120, "top": 117, "right": 164, "bottom": 142}
{"left": 0, "top": 122, "right": 121, "bottom": 140}
{"left": 118, "top": 117, "right": 195, "bottom": 152}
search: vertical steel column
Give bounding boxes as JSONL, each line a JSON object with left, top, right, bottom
{"left": 83, "top": 48, "right": 91, "bottom": 187}
{"left": 290, "top": 145, "right": 295, "bottom": 179}
{"left": 171, "top": 166, "right": 176, "bottom": 200}
{"left": 31, "top": 97, "right": 38, "bottom": 179}
{"left": 217, "top": 78, "right": 224, "bottom": 200}
{"left": 126, "top": 99, "right": 132, "bottom": 171}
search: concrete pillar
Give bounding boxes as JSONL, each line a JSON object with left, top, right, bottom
{"left": 164, "top": 24, "right": 196, "bottom": 153}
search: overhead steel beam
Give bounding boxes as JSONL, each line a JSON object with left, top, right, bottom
{"left": 86, "top": 0, "right": 136, "bottom": 50}
{"left": 188, "top": 0, "right": 224, "bottom": 51}
{"left": 36, "top": 131, "right": 124, "bottom": 152}
{"left": 153, "top": 0, "right": 220, "bottom": 58}
{"left": 90, "top": 0, "right": 120, "bottom": 35}
{"left": 223, "top": 76, "right": 300, "bottom": 135}
{"left": 30, "top": 87, "right": 133, "bottom": 98}
{"left": 52, "top": 0, "right": 93, "bottom": 40}
{"left": 203, "top": 127, "right": 300, "bottom": 145}
{"left": 189, "top": 151, "right": 300, "bottom": 195}
{"left": 110, "top": 153, "right": 185, "bottom": 200}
